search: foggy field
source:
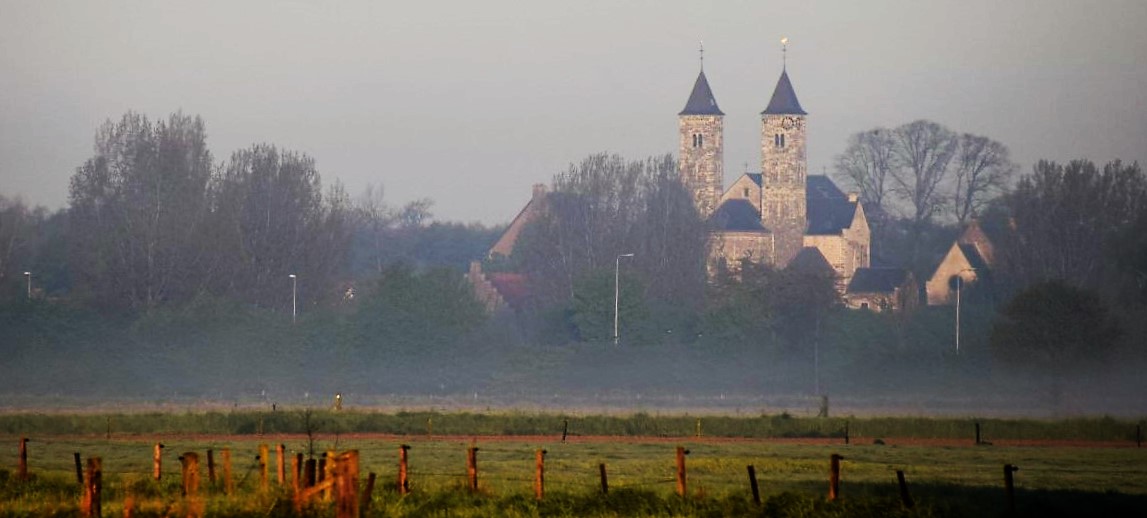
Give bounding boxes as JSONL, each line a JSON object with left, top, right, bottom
{"left": 3, "top": 424, "right": 1146, "bottom": 517}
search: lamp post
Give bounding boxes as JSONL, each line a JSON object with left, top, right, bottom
{"left": 23, "top": 271, "right": 31, "bottom": 300}
{"left": 289, "top": 274, "right": 297, "bottom": 324}
{"left": 955, "top": 268, "right": 976, "bottom": 355}
{"left": 614, "top": 253, "right": 634, "bottom": 345}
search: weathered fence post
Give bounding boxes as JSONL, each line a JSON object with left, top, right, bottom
{"left": 221, "top": 448, "right": 233, "bottom": 495}
{"left": 844, "top": 421, "right": 850, "bottom": 445}
{"left": 180, "top": 452, "right": 200, "bottom": 498}
{"left": 561, "top": 419, "right": 569, "bottom": 442}
{"left": 361, "top": 472, "right": 376, "bottom": 515}
{"left": 333, "top": 451, "right": 359, "bottom": 518}
{"left": 152, "top": 443, "right": 165, "bottom": 481}
{"left": 897, "top": 470, "right": 914, "bottom": 509}
{"left": 305, "top": 458, "right": 317, "bottom": 488}
{"left": 206, "top": 449, "right": 216, "bottom": 486}
{"left": 1004, "top": 464, "right": 1019, "bottom": 514}
{"left": 599, "top": 463, "right": 609, "bottom": 495}
{"left": 298, "top": 451, "right": 307, "bottom": 492}
{"left": 534, "top": 449, "right": 546, "bottom": 500}
{"left": 696, "top": 419, "right": 702, "bottom": 438}
{"left": 976, "top": 422, "right": 982, "bottom": 445}
{"left": 747, "top": 465, "right": 761, "bottom": 505}
{"left": 81, "top": 456, "right": 101, "bottom": 518}
{"left": 829, "top": 454, "right": 844, "bottom": 501}
{"left": 277, "top": 444, "right": 286, "bottom": 485}
{"left": 466, "top": 447, "right": 479, "bottom": 492}
{"left": 427, "top": 417, "right": 432, "bottom": 437}
{"left": 17, "top": 437, "right": 28, "bottom": 480}
{"left": 74, "top": 452, "right": 84, "bottom": 485}
{"left": 398, "top": 445, "right": 411, "bottom": 494}
{"left": 258, "top": 444, "right": 269, "bottom": 491}
{"left": 675, "top": 446, "right": 688, "bottom": 497}
{"left": 323, "top": 450, "right": 335, "bottom": 501}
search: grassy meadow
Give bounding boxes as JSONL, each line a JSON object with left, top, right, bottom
{"left": 2, "top": 411, "right": 1146, "bottom": 517}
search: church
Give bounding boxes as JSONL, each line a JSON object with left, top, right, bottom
{"left": 470, "top": 48, "right": 885, "bottom": 312}
{"left": 679, "top": 55, "right": 870, "bottom": 288}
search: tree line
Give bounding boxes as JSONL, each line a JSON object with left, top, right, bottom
{"left": 0, "top": 111, "right": 501, "bottom": 315}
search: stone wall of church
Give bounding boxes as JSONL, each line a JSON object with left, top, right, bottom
{"left": 679, "top": 115, "right": 724, "bottom": 219}
{"left": 760, "top": 114, "right": 807, "bottom": 266}
{"left": 709, "top": 231, "right": 774, "bottom": 273}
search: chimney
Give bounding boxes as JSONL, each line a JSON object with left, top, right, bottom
{"left": 532, "top": 183, "right": 547, "bottom": 201}
{"left": 847, "top": 192, "right": 859, "bottom": 203}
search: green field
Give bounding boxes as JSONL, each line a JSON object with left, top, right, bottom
{"left": 2, "top": 411, "right": 1146, "bottom": 517}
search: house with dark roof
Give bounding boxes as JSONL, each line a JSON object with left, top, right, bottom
{"left": 925, "top": 220, "right": 995, "bottom": 305}
{"left": 845, "top": 267, "right": 919, "bottom": 312}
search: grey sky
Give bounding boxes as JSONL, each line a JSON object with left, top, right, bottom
{"left": 2, "top": 1, "right": 1145, "bottom": 224}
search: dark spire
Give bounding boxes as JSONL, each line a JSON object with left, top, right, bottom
{"left": 761, "top": 69, "right": 806, "bottom": 115}
{"left": 679, "top": 69, "right": 724, "bottom": 116}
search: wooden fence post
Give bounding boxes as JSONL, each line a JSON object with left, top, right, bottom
{"left": 747, "top": 465, "right": 760, "bottom": 505}
{"left": 74, "top": 452, "right": 84, "bottom": 485}
{"left": 81, "top": 457, "right": 101, "bottom": 518}
{"left": 277, "top": 444, "right": 286, "bottom": 486}
{"left": 18, "top": 437, "right": 28, "bottom": 480}
{"left": 361, "top": 472, "right": 376, "bottom": 515}
{"left": 221, "top": 448, "right": 233, "bottom": 496}
{"left": 562, "top": 419, "right": 569, "bottom": 442}
{"left": 305, "top": 458, "right": 317, "bottom": 488}
{"left": 534, "top": 449, "right": 546, "bottom": 500}
{"left": 975, "top": 422, "right": 982, "bottom": 445}
{"left": 293, "top": 453, "right": 303, "bottom": 493}
{"left": 675, "top": 446, "right": 688, "bottom": 497}
{"left": 180, "top": 452, "right": 200, "bottom": 498}
{"left": 152, "top": 443, "right": 164, "bottom": 481}
{"left": 1004, "top": 464, "right": 1019, "bottom": 514}
{"left": 844, "top": 422, "right": 850, "bottom": 445}
{"left": 466, "top": 447, "right": 479, "bottom": 492}
{"left": 398, "top": 445, "right": 411, "bottom": 494}
{"left": 696, "top": 419, "right": 702, "bottom": 438}
{"left": 206, "top": 450, "right": 216, "bottom": 486}
{"left": 829, "top": 454, "right": 843, "bottom": 501}
{"left": 258, "top": 444, "right": 269, "bottom": 491}
{"left": 896, "top": 470, "right": 914, "bottom": 509}
{"left": 599, "top": 463, "right": 609, "bottom": 495}
{"left": 333, "top": 451, "right": 359, "bottom": 518}
{"left": 323, "top": 450, "right": 335, "bottom": 501}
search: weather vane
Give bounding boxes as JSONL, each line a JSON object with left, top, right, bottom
{"left": 699, "top": 39, "right": 704, "bottom": 70}
{"left": 781, "top": 37, "right": 789, "bottom": 68}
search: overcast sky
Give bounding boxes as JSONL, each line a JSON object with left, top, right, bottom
{"left": 2, "top": 1, "right": 1145, "bottom": 224}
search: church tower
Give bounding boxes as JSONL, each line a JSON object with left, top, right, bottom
{"left": 678, "top": 50, "right": 724, "bottom": 219}
{"left": 760, "top": 53, "right": 807, "bottom": 266}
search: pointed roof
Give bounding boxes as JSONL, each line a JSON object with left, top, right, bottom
{"left": 761, "top": 69, "right": 806, "bottom": 115}
{"left": 679, "top": 70, "right": 724, "bottom": 116}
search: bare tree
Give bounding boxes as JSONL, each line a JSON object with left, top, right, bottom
{"left": 890, "top": 120, "right": 957, "bottom": 226}
{"left": 353, "top": 183, "right": 392, "bottom": 274}
{"left": 834, "top": 127, "right": 896, "bottom": 216}
{"left": 951, "top": 133, "right": 1016, "bottom": 224}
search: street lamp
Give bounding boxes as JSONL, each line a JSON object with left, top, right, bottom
{"left": 613, "top": 253, "right": 635, "bottom": 345}
{"left": 23, "top": 272, "right": 31, "bottom": 300}
{"left": 289, "top": 274, "right": 297, "bottom": 324}
{"left": 955, "top": 268, "right": 977, "bottom": 355}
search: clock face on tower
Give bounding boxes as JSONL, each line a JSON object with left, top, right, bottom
{"left": 780, "top": 116, "right": 802, "bottom": 130}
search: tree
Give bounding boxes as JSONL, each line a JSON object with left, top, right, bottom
{"left": 890, "top": 120, "right": 957, "bottom": 231}
{"left": 68, "top": 112, "right": 213, "bottom": 310}
{"left": 835, "top": 127, "right": 896, "bottom": 219}
{"left": 999, "top": 160, "right": 1147, "bottom": 295}
{"left": 950, "top": 133, "right": 1016, "bottom": 224}
{"left": 990, "top": 280, "right": 1120, "bottom": 407}
{"left": 209, "top": 144, "right": 352, "bottom": 308}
